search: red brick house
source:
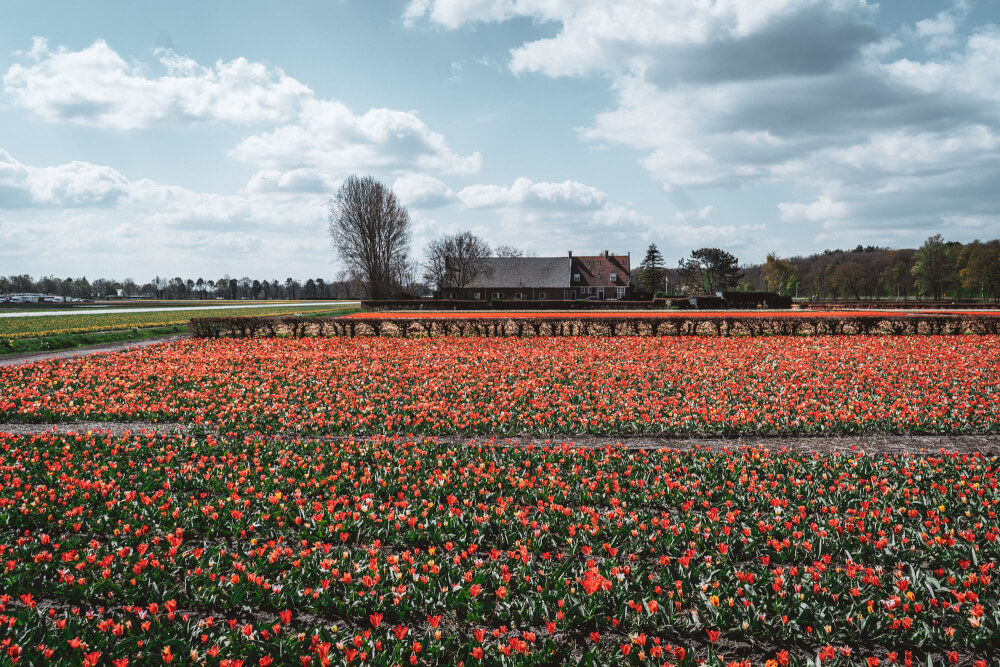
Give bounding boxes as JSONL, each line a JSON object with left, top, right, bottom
{"left": 569, "top": 251, "right": 631, "bottom": 300}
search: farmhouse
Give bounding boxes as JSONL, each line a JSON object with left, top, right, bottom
{"left": 570, "top": 250, "right": 631, "bottom": 301}
{"left": 442, "top": 251, "right": 631, "bottom": 301}
{"left": 444, "top": 256, "right": 571, "bottom": 301}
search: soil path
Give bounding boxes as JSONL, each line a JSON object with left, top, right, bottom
{"left": 0, "top": 334, "right": 189, "bottom": 368}
{"left": 0, "top": 420, "right": 997, "bottom": 455}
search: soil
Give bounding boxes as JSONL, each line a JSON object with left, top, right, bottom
{"left": 0, "top": 419, "right": 997, "bottom": 455}
{"left": 0, "top": 334, "right": 189, "bottom": 367}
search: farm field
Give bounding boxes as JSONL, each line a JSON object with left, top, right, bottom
{"left": 0, "top": 334, "right": 998, "bottom": 666}
{"left": 0, "top": 300, "right": 316, "bottom": 314}
{"left": 0, "top": 304, "right": 358, "bottom": 340}
{"left": 1, "top": 336, "right": 998, "bottom": 436}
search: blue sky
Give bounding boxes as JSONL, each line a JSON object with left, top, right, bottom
{"left": 2, "top": 0, "right": 999, "bottom": 281}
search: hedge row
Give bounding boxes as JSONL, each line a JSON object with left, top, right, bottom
{"left": 361, "top": 299, "right": 667, "bottom": 311}
{"left": 190, "top": 313, "right": 1000, "bottom": 338}
{"left": 804, "top": 300, "right": 1000, "bottom": 310}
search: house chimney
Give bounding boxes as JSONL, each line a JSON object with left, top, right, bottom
{"left": 604, "top": 250, "right": 609, "bottom": 259}
{"left": 568, "top": 251, "right": 573, "bottom": 257}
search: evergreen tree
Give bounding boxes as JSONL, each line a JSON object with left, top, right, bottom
{"left": 636, "top": 243, "right": 666, "bottom": 294}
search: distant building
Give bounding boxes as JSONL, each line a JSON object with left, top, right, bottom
{"left": 442, "top": 251, "right": 631, "bottom": 301}
{"left": 570, "top": 251, "right": 631, "bottom": 301}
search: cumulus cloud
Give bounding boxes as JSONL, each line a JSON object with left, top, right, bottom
{"left": 3, "top": 39, "right": 480, "bottom": 184}
{"left": 0, "top": 148, "right": 335, "bottom": 276}
{"left": 392, "top": 173, "right": 456, "bottom": 208}
{"left": 675, "top": 205, "right": 713, "bottom": 221}
{"left": 405, "top": 0, "right": 1000, "bottom": 245}
{"left": 231, "top": 99, "right": 481, "bottom": 177}
{"left": 457, "top": 176, "right": 605, "bottom": 209}
{"left": 778, "top": 196, "right": 848, "bottom": 223}
{"left": 0, "top": 149, "right": 129, "bottom": 207}
{"left": 3, "top": 38, "right": 311, "bottom": 129}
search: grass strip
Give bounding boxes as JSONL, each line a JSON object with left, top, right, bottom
{"left": 0, "top": 325, "right": 187, "bottom": 357}
{"left": 0, "top": 305, "right": 359, "bottom": 338}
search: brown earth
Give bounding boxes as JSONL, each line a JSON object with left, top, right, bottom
{"left": 0, "top": 419, "right": 997, "bottom": 455}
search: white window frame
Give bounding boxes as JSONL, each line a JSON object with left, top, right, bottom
{"left": 515, "top": 292, "right": 524, "bottom": 300}
{"left": 617, "top": 287, "right": 626, "bottom": 299}
{"left": 610, "top": 272, "right": 617, "bottom": 282}
{"left": 473, "top": 292, "right": 481, "bottom": 299}
{"left": 538, "top": 292, "right": 546, "bottom": 299}
{"left": 492, "top": 292, "right": 503, "bottom": 300}
{"left": 573, "top": 273, "right": 581, "bottom": 282}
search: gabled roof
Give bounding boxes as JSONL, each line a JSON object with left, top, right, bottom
{"left": 465, "top": 257, "right": 572, "bottom": 288}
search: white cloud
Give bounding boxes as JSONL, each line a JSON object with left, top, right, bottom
{"left": 664, "top": 223, "right": 767, "bottom": 249}
{"left": 245, "top": 169, "right": 337, "bottom": 195}
{"left": 675, "top": 204, "right": 713, "bottom": 221}
{"left": 457, "top": 176, "right": 605, "bottom": 209}
{"left": 3, "top": 39, "right": 311, "bottom": 130}
{"left": 778, "top": 195, "right": 848, "bottom": 223}
{"left": 406, "top": 1, "right": 1000, "bottom": 245}
{"left": 392, "top": 173, "right": 456, "bottom": 208}
{"left": 230, "top": 99, "right": 481, "bottom": 177}
{"left": 914, "top": 0, "right": 968, "bottom": 52}
{"left": 3, "top": 38, "right": 480, "bottom": 186}
{"left": 0, "top": 149, "right": 129, "bottom": 207}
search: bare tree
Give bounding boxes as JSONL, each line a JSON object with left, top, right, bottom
{"left": 423, "top": 231, "right": 493, "bottom": 292}
{"left": 328, "top": 175, "right": 411, "bottom": 300}
{"left": 494, "top": 244, "right": 524, "bottom": 258}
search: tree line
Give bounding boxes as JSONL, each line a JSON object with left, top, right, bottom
{"left": 634, "top": 235, "right": 1000, "bottom": 301}
{"left": 0, "top": 275, "right": 365, "bottom": 301}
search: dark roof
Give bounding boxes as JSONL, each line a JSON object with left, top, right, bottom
{"left": 466, "top": 257, "right": 572, "bottom": 288}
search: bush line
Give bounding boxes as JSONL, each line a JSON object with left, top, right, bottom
{"left": 190, "top": 313, "right": 1000, "bottom": 338}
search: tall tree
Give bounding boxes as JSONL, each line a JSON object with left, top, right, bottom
{"left": 911, "top": 234, "right": 955, "bottom": 300}
{"left": 762, "top": 252, "right": 798, "bottom": 295}
{"left": 328, "top": 175, "right": 411, "bottom": 300}
{"left": 677, "top": 248, "right": 743, "bottom": 294}
{"left": 636, "top": 243, "right": 666, "bottom": 295}
{"left": 830, "top": 261, "right": 864, "bottom": 300}
{"left": 423, "top": 231, "right": 493, "bottom": 292}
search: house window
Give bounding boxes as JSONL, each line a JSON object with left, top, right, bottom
{"left": 473, "top": 292, "right": 481, "bottom": 300}
{"left": 538, "top": 292, "right": 546, "bottom": 299}
{"left": 515, "top": 292, "right": 524, "bottom": 300}
{"left": 617, "top": 287, "right": 626, "bottom": 299}
{"left": 492, "top": 292, "right": 503, "bottom": 300}
{"left": 610, "top": 272, "right": 617, "bottom": 282}
{"left": 573, "top": 273, "right": 580, "bottom": 282}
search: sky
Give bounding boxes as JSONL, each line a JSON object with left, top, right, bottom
{"left": 2, "top": 0, "right": 999, "bottom": 282}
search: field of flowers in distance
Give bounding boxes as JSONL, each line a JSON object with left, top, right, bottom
{"left": 1, "top": 332, "right": 999, "bottom": 666}
{"left": 0, "top": 304, "right": 357, "bottom": 340}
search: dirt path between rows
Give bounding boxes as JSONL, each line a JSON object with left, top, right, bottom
{"left": 0, "top": 334, "right": 189, "bottom": 367}
{"left": 1, "top": 420, "right": 997, "bottom": 455}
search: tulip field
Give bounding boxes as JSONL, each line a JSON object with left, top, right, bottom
{"left": 1, "top": 333, "right": 999, "bottom": 665}
{"left": 1, "top": 336, "right": 999, "bottom": 435}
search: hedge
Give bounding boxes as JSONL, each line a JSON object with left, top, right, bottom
{"left": 190, "top": 313, "right": 1000, "bottom": 339}
{"left": 361, "top": 299, "right": 666, "bottom": 311}
{"left": 804, "top": 300, "right": 1000, "bottom": 310}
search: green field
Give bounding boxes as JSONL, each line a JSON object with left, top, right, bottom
{"left": 0, "top": 304, "right": 358, "bottom": 339}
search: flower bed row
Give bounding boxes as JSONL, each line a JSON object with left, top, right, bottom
{"left": 190, "top": 313, "right": 1000, "bottom": 339}
{"left": 0, "top": 431, "right": 997, "bottom": 666}
{"left": 2, "top": 336, "right": 999, "bottom": 436}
